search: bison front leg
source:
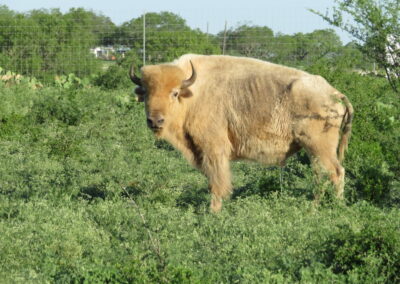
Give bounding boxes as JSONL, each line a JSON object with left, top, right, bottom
{"left": 202, "top": 152, "right": 232, "bottom": 213}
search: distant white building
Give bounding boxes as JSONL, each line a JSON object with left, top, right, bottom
{"left": 90, "top": 46, "right": 115, "bottom": 59}
{"left": 90, "top": 46, "right": 131, "bottom": 59}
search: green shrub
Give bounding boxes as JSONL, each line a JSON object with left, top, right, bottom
{"left": 30, "top": 91, "right": 82, "bottom": 126}
{"left": 54, "top": 73, "right": 92, "bottom": 89}
{"left": 93, "top": 64, "right": 132, "bottom": 90}
{"left": 320, "top": 207, "right": 400, "bottom": 282}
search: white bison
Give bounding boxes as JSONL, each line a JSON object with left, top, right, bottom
{"left": 130, "top": 54, "right": 354, "bottom": 212}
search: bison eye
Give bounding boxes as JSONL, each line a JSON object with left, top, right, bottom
{"left": 172, "top": 90, "right": 179, "bottom": 98}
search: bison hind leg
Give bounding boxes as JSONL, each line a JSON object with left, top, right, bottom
{"left": 310, "top": 155, "right": 345, "bottom": 203}
{"left": 296, "top": 130, "right": 345, "bottom": 203}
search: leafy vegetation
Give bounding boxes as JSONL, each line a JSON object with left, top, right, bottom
{"left": 310, "top": 0, "right": 400, "bottom": 93}
{"left": 0, "top": 2, "right": 399, "bottom": 283}
{"left": 0, "top": 65, "right": 399, "bottom": 282}
{"left": 0, "top": 6, "right": 104, "bottom": 82}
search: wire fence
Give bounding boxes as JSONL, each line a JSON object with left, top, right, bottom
{"left": 0, "top": 16, "right": 373, "bottom": 84}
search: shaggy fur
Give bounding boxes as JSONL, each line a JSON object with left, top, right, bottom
{"left": 134, "top": 54, "right": 354, "bottom": 212}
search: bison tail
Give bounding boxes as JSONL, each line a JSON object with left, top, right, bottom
{"left": 338, "top": 94, "right": 354, "bottom": 163}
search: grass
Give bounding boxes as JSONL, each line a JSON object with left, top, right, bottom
{"left": 0, "top": 77, "right": 399, "bottom": 283}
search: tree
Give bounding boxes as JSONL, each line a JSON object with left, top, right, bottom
{"left": 335, "top": 41, "right": 370, "bottom": 70}
{"left": 86, "top": 12, "right": 116, "bottom": 46}
{"left": 271, "top": 29, "right": 342, "bottom": 66}
{"left": 119, "top": 12, "right": 220, "bottom": 66}
{"left": 0, "top": 7, "right": 105, "bottom": 81}
{"left": 310, "top": 0, "right": 400, "bottom": 93}
{"left": 221, "top": 24, "right": 274, "bottom": 60}
{"left": 0, "top": 6, "right": 16, "bottom": 69}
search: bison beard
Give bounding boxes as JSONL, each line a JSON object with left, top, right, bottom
{"left": 130, "top": 54, "right": 354, "bottom": 213}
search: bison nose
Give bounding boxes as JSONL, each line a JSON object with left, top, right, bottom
{"left": 157, "top": 118, "right": 165, "bottom": 126}
{"left": 147, "top": 116, "right": 165, "bottom": 129}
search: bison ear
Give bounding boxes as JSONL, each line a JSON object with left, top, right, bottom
{"left": 178, "top": 89, "right": 193, "bottom": 99}
{"left": 135, "top": 86, "right": 146, "bottom": 102}
{"left": 171, "top": 88, "right": 192, "bottom": 100}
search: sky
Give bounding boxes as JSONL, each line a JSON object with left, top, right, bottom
{"left": 1, "top": 0, "right": 352, "bottom": 43}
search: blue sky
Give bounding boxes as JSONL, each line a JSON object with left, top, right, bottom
{"left": 1, "top": 0, "right": 352, "bottom": 43}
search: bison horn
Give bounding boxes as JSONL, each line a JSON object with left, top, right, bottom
{"left": 181, "top": 60, "right": 196, "bottom": 89}
{"left": 129, "top": 64, "right": 142, "bottom": 86}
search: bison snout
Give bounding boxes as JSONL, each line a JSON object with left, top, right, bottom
{"left": 147, "top": 115, "right": 165, "bottom": 130}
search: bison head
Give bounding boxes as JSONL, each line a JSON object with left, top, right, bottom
{"left": 129, "top": 61, "right": 196, "bottom": 135}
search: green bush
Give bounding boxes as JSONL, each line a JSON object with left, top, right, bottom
{"left": 30, "top": 90, "right": 83, "bottom": 126}
{"left": 93, "top": 64, "right": 132, "bottom": 90}
{"left": 319, "top": 205, "right": 400, "bottom": 282}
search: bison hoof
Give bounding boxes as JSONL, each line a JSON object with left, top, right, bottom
{"left": 210, "top": 198, "right": 222, "bottom": 213}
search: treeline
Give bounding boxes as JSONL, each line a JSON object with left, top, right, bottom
{"left": 0, "top": 6, "right": 106, "bottom": 81}
{"left": 0, "top": 6, "right": 372, "bottom": 84}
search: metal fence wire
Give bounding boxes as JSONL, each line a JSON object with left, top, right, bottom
{"left": 0, "top": 12, "right": 372, "bottom": 83}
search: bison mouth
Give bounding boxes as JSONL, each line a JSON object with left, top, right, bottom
{"left": 149, "top": 126, "right": 163, "bottom": 134}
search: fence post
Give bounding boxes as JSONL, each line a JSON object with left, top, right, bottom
{"left": 143, "top": 12, "right": 146, "bottom": 66}
{"left": 222, "top": 21, "right": 227, "bottom": 55}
